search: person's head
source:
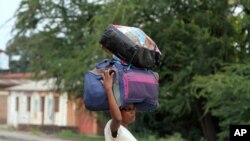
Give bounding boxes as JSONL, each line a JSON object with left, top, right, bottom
{"left": 120, "top": 103, "right": 136, "bottom": 125}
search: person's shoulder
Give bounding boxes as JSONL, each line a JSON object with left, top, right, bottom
{"left": 106, "top": 119, "right": 112, "bottom": 125}
{"left": 104, "top": 119, "right": 112, "bottom": 130}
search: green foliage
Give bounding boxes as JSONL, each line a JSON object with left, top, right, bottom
{"left": 58, "top": 130, "right": 104, "bottom": 141}
{"left": 6, "top": 0, "right": 250, "bottom": 140}
{"left": 190, "top": 62, "right": 250, "bottom": 140}
{"left": 7, "top": 0, "right": 106, "bottom": 93}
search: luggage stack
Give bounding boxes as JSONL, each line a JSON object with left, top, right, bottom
{"left": 84, "top": 24, "right": 161, "bottom": 112}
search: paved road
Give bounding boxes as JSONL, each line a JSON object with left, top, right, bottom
{"left": 0, "top": 130, "right": 73, "bottom": 141}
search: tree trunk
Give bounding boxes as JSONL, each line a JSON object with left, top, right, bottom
{"left": 194, "top": 100, "right": 218, "bottom": 141}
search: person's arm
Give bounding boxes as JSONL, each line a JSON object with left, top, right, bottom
{"left": 101, "top": 70, "right": 122, "bottom": 137}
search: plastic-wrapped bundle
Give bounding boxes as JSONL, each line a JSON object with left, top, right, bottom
{"left": 100, "top": 24, "right": 161, "bottom": 68}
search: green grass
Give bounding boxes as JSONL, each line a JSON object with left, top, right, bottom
{"left": 137, "top": 133, "right": 187, "bottom": 141}
{"left": 57, "top": 130, "right": 104, "bottom": 141}
{"left": 31, "top": 127, "right": 43, "bottom": 136}
{"left": 0, "top": 125, "right": 15, "bottom": 131}
{"left": 58, "top": 130, "right": 187, "bottom": 141}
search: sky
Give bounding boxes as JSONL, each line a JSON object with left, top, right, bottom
{"left": 0, "top": 0, "right": 20, "bottom": 69}
{"left": 0, "top": 0, "right": 20, "bottom": 50}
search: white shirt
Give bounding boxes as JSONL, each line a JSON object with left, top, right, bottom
{"left": 104, "top": 119, "right": 137, "bottom": 141}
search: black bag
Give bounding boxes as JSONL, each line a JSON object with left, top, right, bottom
{"left": 99, "top": 24, "right": 161, "bottom": 68}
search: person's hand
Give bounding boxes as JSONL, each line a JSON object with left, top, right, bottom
{"left": 100, "top": 69, "right": 114, "bottom": 93}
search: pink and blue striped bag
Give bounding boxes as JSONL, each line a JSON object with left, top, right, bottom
{"left": 83, "top": 58, "right": 159, "bottom": 112}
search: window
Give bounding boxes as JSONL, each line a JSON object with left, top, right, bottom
{"left": 27, "top": 96, "right": 31, "bottom": 111}
{"left": 41, "top": 97, "right": 45, "bottom": 112}
{"left": 16, "top": 97, "right": 19, "bottom": 111}
{"left": 54, "top": 96, "right": 59, "bottom": 112}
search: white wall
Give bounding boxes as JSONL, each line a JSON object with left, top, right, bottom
{"left": 7, "top": 91, "right": 18, "bottom": 127}
{"left": 17, "top": 92, "right": 30, "bottom": 124}
{"left": 30, "top": 92, "right": 42, "bottom": 125}
{"left": 43, "top": 92, "right": 68, "bottom": 126}
{"left": 7, "top": 91, "right": 68, "bottom": 127}
{"left": 44, "top": 93, "right": 54, "bottom": 125}
{"left": 54, "top": 93, "right": 68, "bottom": 126}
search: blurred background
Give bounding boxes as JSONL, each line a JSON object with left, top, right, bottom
{"left": 1, "top": 0, "right": 250, "bottom": 141}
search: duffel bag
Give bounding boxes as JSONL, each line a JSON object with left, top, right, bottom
{"left": 99, "top": 24, "right": 161, "bottom": 68}
{"left": 83, "top": 58, "right": 159, "bottom": 112}
{"left": 83, "top": 59, "right": 115, "bottom": 111}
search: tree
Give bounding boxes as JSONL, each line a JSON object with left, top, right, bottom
{"left": 190, "top": 62, "right": 250, "bottom": 140}
{"left": 7, "top": 0, "right": 250, "bottom": 140}
{"left": 188, "top": 1, "right": 250, "bottom": 140}
{"left": 7, "top": 0, "right": 105, "bottom": 92}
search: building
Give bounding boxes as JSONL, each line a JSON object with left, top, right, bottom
{"left": 0, "top": 73, "right": 31, "bottom": 124}
{"left": 6, "top": 78, "right": 102, "bottom": 135}
{"left": 7, "top": 79, "right": 68, "bottom": 127}
{"left": 0, "top": 88, "right": 8, "bottom": 124}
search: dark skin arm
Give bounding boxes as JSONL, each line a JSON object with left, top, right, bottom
{"left": 101, "top": 70, "right": 122, "bottom": 137}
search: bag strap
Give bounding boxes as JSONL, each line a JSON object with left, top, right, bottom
{"left": 127, "top": 47, "right": 138, "bottom": 69}
{"left": 112, "top": 59, "right": 159, "bottom": 82}
{"left": 96, "top": 58, "right": 114, "bottom": 69}
{"left": 113, "top": 59, "right": 150, "bottom": 72}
